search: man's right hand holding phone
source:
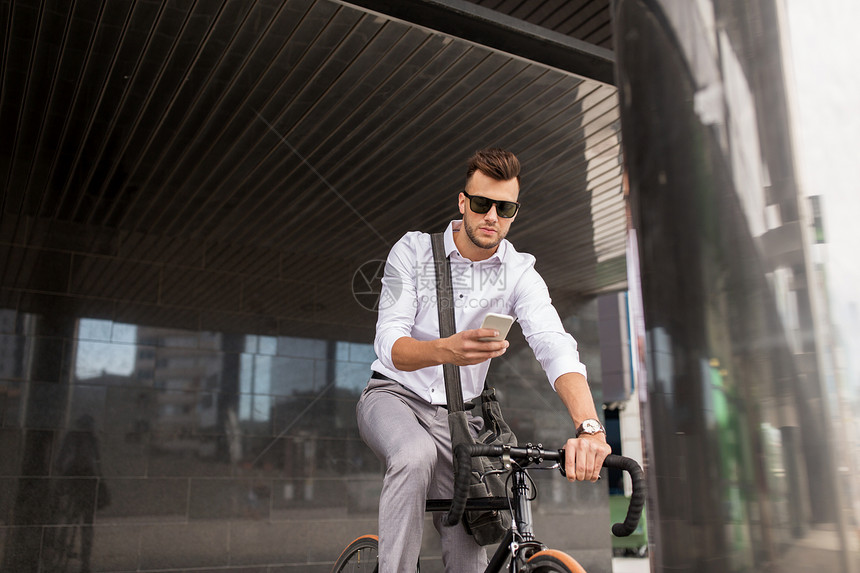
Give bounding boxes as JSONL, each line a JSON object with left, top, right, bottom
{"left": 391, "top": 313, "right": 514, "bottom": 371}
{"left": 441, "top": 328, "right": 509, "bottom": 366}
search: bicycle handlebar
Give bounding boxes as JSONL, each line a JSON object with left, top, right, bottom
{"left": 444, "top": 443, "right": 646, "bottom": 537}
{"left": 600, "top": 454, "right": 647, "bottom": 537}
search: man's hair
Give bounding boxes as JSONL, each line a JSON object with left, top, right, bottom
{"left": 466, "top": 148, "right": 521, "bottom": 186}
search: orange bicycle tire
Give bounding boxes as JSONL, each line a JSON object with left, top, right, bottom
{"left": 525, "top": 549, "right": 588, "bottom": 572}
{"left": 332, "top": 534, "right": 379, "bottom": 572}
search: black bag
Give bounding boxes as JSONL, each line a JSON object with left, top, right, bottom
{"left": 431, "top": 233, "right": 517, "bottom": 546}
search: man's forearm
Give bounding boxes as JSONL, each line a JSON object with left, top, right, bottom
{"left": 555, "top": 372, "right": 604, "bottom": 431}
{"left": 391, "top": 336, "right": 447, "bottom": 371}
{"left": 557, "top": 371, "right": 611, "bottom": 481}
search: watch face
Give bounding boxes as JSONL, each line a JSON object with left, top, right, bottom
{"left": 581, "top": 419, "right": 603, "bottom": 434}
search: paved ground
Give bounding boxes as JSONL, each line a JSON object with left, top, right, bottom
{"left": 612, "top": 556, "right": 650, "bottom": 573}
{"left": 609, "top": 525, "right": 860, "bottom": 573}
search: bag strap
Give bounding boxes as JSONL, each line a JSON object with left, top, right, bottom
{"left": 430, "top": 232, "right": 465, "bottom": 412}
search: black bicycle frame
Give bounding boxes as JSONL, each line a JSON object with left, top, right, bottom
{"left": 424, "top": 467, "right": 544, "bottom": 573}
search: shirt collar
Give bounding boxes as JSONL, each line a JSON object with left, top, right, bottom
{"left": 444, "top": 220, "right": 507, "bottom": 263}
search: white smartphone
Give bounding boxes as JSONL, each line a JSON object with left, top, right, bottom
{"left": 479, "top": 313, "right": 515, "bottom": 341}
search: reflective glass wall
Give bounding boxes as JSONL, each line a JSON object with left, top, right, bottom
{"left": 615, "top": 0, "right": 859, "bottom": 571}
{"left": 0, "top": 295, "right": 611, "bottom": 572}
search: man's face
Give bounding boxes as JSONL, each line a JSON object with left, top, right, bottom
{"left": 459, "top": 170, "right": 520, "bottom": 251}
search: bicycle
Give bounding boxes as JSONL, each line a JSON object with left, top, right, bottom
{"left": 40, "top": 479, "right": 96, "bottom": 573}
{"left": 332, "top": 443, "right": 646, "bottom": 572}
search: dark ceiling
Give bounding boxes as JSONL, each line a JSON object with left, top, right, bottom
{"left": 464, "top": 0, "right": 613, "bottom": 49}
{"left": 0, "top": 0, "right": 624, "bottom": 339}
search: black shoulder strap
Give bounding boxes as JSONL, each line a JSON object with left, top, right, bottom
{"left": 430, "top": 232, "right": 464, "bottom": 412}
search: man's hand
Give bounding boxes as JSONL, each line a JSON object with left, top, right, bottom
{"left": 441, "top": 328, "right": 509, "bottom": 366}
{"left": 391, "top": 329, "right": 508, "bottom": 371}
{"left": 563, "top": 434, "right": 611, "bottom": 482}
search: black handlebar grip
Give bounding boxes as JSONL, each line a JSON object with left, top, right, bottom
{"left": 601, "top": 454, "right": 646, "bottom": 537}
{"left": 444, "top": 443, "right": 502, "bottom": 526}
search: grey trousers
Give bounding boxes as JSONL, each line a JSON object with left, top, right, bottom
{"left": 356, "top": 377, "right": 488, "bottom": 573}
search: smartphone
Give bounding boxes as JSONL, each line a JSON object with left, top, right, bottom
{"left": 479, "top": 313, "right": 515, "bottom": 341}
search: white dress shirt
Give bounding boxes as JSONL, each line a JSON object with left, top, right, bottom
{"left": 371, "top": 220, "right": 587, "bottom": 405}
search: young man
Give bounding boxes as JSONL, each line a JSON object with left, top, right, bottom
{"left": 357, "top": 148, "right": 610, "bottom": 572}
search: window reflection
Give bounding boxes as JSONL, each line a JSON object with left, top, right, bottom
{"left": 239, "top": 350, "right": 272, "bottom": 423}
{"left": 75, "top": 319, "right": 137, "bottom": 380}
{"left": 64, "top": 320, "right": 378, "bottom": 475}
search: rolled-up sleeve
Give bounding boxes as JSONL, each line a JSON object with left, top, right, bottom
{"left": 373, "top": 233, "right": 420, "bottom": 372}
{"left": 513, "top": 264, "right": 587, "bottom": 389}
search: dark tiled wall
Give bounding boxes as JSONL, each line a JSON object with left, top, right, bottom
{"left": 0, "top": 291, "right": 610, "bottom": 572}
{"left": 0, "top": 310, "right": 380, "bottom": 572}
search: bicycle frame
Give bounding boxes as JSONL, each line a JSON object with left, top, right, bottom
{"left": 333, "top": 447, "right": 645, "bottom": 573}
{"left": 424, "top": 472, "right": 538, "bottom": 571}
{"left": 423, "top": 452, "right": 568, "bottom": 572}
{"left": 490, "top": 467, "right": 543, "bottom": 572}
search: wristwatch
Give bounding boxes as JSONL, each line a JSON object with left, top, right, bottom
{"left": 576, "top": 418, "right": 605, "bottom": 437}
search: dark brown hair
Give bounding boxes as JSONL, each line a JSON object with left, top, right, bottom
{"left": 466, "top": 148, "right": 521, "bottom": 186}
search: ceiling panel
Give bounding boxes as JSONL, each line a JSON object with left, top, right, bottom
{"left": 467, "top": 0, "right": 613, "bottom": 48}
{"left": 0, "top": 0, "right": 625, "bottom": 336}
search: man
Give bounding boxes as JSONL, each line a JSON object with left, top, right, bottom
{"left": 357, "top": 148, "right": 610, "bottom": 572}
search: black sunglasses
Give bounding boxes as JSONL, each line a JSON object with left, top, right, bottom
{"left": 462, "top": 191, "right": 520, "bottom": 218}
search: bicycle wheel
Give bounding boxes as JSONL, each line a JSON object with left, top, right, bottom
{"left": 41, "top": 492, "right": 80, "bottom": 573}
{"left": 332, "top": 534, "right": 379, "bottom": 573}
{"left": 524, "top": 549, "right": 587, "bottom": 573}
{"left": 42, "top": 525, "right": 77, "bottom": 573}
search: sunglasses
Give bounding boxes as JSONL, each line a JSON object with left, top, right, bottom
{"left": 462, "top": 191, "right": 520, "bottom": 218}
